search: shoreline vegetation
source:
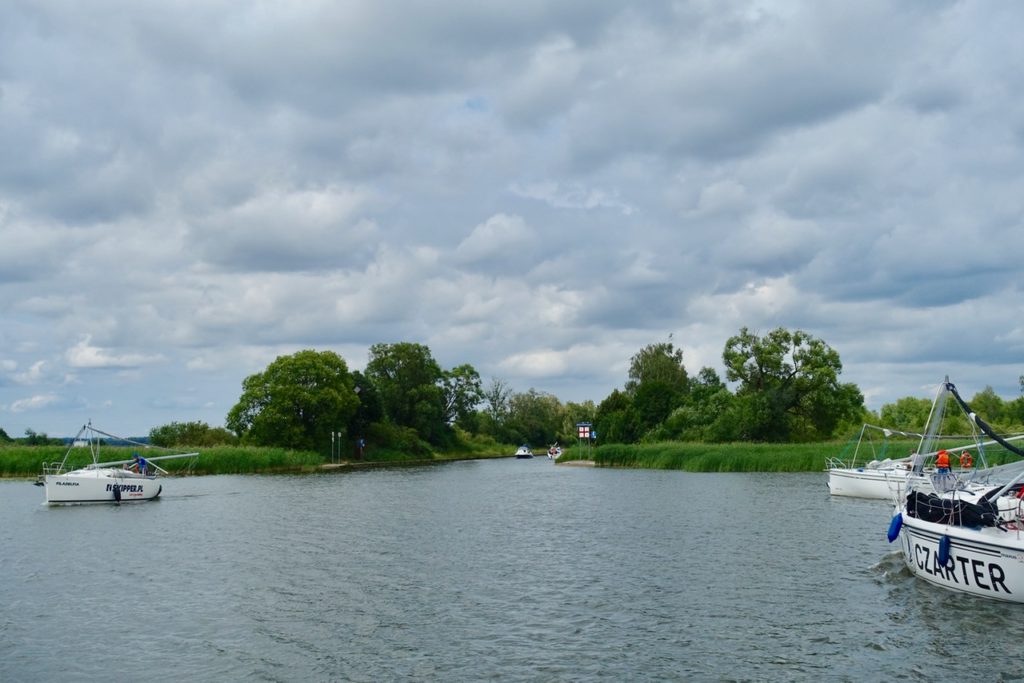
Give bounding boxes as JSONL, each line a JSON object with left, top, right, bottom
{"left": 0, "top": 441, "right": 859, "bottom": 478}
{"left": 6, "top": 440, "right": 1021, "bottom": 479}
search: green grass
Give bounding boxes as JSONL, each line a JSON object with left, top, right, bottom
{"left": 578, "top": 439, "right": 1024, "bottom": 472}
{"left": 0, "top": 444, "right": 325, "bottom": 477}
{"left": 583, "top": 441, "right": 838, "bottom": 472}
{"left": 10, "top": 437, "right": 1019, "bottom": 476}
{"left": 0, "top": 440, "right": 513, "bottom": 478}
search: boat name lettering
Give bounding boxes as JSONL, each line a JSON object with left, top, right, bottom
{"left": 54, "top": 481, "right": 79, "bottom": 486}
{"left": 913, "top": 543, "right": 1010, "bottom": 594}
{"left": 105, "top": 484, "right": 144, "bottom": 493}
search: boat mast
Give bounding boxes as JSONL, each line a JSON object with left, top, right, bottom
{"left": 917, "top": 378, "right": 949, "bottom": 457}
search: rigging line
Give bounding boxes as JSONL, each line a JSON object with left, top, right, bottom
{"left": 945, "top": 380, "right": 1024, "bottom": 459}
{"left": 86, "top": 425, "right": 179, "bottom": 453}
{"left": 861, "top": 424, "right": 979, "bottom": 440}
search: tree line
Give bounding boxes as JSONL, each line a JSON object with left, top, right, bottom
{"left": 141, "top": 327, "right": 905, "bottom": 453}
{"left": 5, "top": 327, "right": 1023, "bottom": 452}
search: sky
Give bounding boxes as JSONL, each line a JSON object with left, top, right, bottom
{"left": 2, "top": 0, "right": 1024, "bottom": 438}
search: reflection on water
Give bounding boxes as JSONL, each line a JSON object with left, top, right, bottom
{"left": 1, "top": 460, "right": 1022, "bottom": 681}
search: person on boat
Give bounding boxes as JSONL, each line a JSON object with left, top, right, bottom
{"left": 131, "top": 452, "right": 148, "bottom": 475}
{"left": 935, "top": 449, "right": 951, "bottom": 473}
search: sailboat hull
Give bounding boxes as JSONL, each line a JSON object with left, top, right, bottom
{"left": 44, "top": 468, "right": 161, "bottom": 504}
{"left": 896, "top": 511, "right": 1024, "bottom": 603}
{"left": 827, "top": 467, "right": 910, "bottom": 499}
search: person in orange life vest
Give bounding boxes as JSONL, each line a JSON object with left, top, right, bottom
{"left": 935, "top": 449, "right": 951, "bottom": 473}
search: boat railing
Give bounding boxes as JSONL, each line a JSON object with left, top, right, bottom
{"left": 40, "top": 462, "right": 67, "bottom": 476}
{"left": 36, "top": 462, "right": 67, "bottom": 486}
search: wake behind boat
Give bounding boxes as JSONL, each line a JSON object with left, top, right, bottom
{"left": 37, "top": 423, "right": 198, "bottom": 505}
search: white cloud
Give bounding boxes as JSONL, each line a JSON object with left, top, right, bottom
{"left": 14, "top": 360, "right": 47, "bottom": 385}
{"left": 3, "top": 1, "right": 1024, "bottom": 435}
{"left": 65, "top": 336, "right": 164, "bottom": 369}
{"left": 455, "top": 213, "right": 534, "bottom": 264}
{"left": 511, "top": 181, "right": 635, "bottom": 215}
{"left": 9, "top": 394, "right": 59, "bottom": 413}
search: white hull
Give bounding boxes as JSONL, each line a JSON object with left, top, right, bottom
{"left": 44, "top": 468, "right": 161, "bottom": 504}
{"left": 827, "top": 467, "right": 914, "bottom": 499}
{"left": 896, "top": 511, "right": 1024, "bottom": 602}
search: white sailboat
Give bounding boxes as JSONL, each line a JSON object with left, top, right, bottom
{"left": 827, "top": 431, "right": 1020, "bottom": 501}
{"left": 37, "top": 423, "right": 198, "bottom": 505}
{"left": 827, "top": 379, "right": 1013, "bottom": 500}
{"left": 889, "top": 378, "right": 1024, "bottom": 602}
{"left": 825, "top": 423, "right": 924, "bottom": 499}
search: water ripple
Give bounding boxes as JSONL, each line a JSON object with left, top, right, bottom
{"left": 3, "top": 463, "right": 1024, "bottom": 681}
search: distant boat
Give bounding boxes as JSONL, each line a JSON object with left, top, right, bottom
{"left": 36, "top": 422, "right": 198, "bottom": 505}
{"left": 547, "top": 444, "right": 562, "bottom": 459}
{"left": 514, "top": 445, "right": 533, "bottom": 459}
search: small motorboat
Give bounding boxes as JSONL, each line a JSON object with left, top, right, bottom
{"left": 514, "top": 445, "right": 533, "bottom": 459}
{"left": 547, "top": 444, "right": 562, "bottom": 459}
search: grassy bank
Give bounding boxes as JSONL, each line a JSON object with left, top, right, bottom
{"left": 12, "top": 437, "right": 1014, "bottom": 476}
{"left": 0, "top": 444, "right": 327, "bottom": 477}
{"left": 0, "top": 442, "right": 513, "bottom": 478}
{"left": 573, "top": 441, "right": 838, "bottom": 472}
{"left": 577, "top": 439, "right": 1024, "bottom": 472}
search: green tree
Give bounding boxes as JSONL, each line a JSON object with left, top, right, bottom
{"left": 442, "top": 364, "right": 484, "bottom": 428}
{"left": 624, "top": 341, "right": 690, "bottom": 434}
{"left": 690, "top": 367, "right": 726, "bottom": 405}
{"left": 1006, "top": 395, "right": 1024, "bottom": 431}
{"left": 969, "top": 386, "right": 1007, "bottom": 428}
{"left": 0, "top": 426, "right": 11, "bottom": 442}
{"left": 505, "top": 389, "right": 562, "bottom": 446}
{"left": 595, "top": 389, "right": 643, "bottom": 444}
{"left": 478, "top": 377, "right": 513, "bottom": 439}
{"left": 483, "top": 378, "right": 512, "bottom": 422}
{"left": 226, "top": 349, "right": 359, "bottom": 451}
{"left": 559, "top": 400, "right": 597, "bottom": 444}
{"left": 626, "top": 342, "right": 689, "bottom": 394}
{"left": 365, "top": 342, "right": 447, "bottom": 444}
{"left": 149, "top": 421, "right": 237, "bottom": 447}
{"left": 722, "top": 326, "right": 863, "bottom": 441}
{"left": 657, "top": 368, "right": 737, "bottom": 442}
{"left": 879, "top": 396, "right": 933, "bottom": 432}
{"left": 22, "top": 428, "right": 61, "bottom": 446}
{"left": 349, "top": 370, "right": 384, "bottom": 444}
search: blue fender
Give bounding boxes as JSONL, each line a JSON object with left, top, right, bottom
{"left": 938, "top": 535, "right": 951, "bottom": 566}
{"left": 887, "top": 513, "right": 903, "bottom": 542}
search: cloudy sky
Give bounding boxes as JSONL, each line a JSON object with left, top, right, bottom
{"left": 2, "top": 0, "right": 1023, "bottom": 438}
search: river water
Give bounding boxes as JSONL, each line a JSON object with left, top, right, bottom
{"left": 2, "top": 458, "right": 1022, "bottom": 682}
